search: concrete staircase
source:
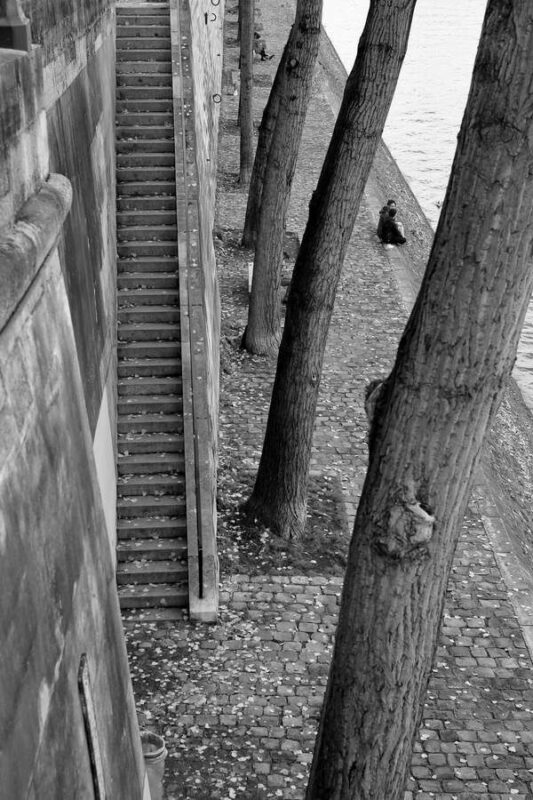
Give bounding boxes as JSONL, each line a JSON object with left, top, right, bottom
{"left": 115, "top": 2, "right": 188, "bottom": 614}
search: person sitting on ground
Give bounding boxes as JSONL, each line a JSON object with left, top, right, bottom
{"left": 254, "top": 31, "right": 274, "bottom": 60}
{"left": 390, "top": 202, "right": 405, "bottom": 237}
{"left": 384, "top": 200, "right": 405, "bottom": 236}
{"left": 376, "top": 199, "right": 395, "bottom": 239}
{"left": 381, "top": 207, "right": 407, "bottom": 245}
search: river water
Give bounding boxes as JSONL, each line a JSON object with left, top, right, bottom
{"left": 323, "top": 0, "right": 533, "bottom": 410}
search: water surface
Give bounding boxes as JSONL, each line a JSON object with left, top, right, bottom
{"left": 323, "top": 0, "right": 533, "bottom": 409}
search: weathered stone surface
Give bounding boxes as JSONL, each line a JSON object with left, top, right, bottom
{"left": 0, "top": 250, "right": 143, "bottom": 798}
{"left": 0, "top": 0, "right": 140, "bottom": 796}
{"left": 47, "top": 22, "right": 116, "bottom": 435}
{"left": 0, "top": 48, "right": 46, "bottom": 226}
{"left": 0, "top": 173, "right": 71, "bottom": 331}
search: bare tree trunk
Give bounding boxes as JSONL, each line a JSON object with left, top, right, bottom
{"left": 241, "top": 41, "right": 290, "bottom": 249}
{"left": 246, "top": 0, "right": 418, "bottom": 535}
{"left": 243, "top": 0, "right": 323, "bottom": 356}
{"left": 239, "top": 0, "right": 254, "bottom": 185}
{"left": 306, "top": 2, "right": 533, "bottom": 798}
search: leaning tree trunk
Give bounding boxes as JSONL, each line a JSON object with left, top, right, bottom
{"left": 241, "top": 40, "right": 290, "bottom": 249}
{"left": 243, "top": 0, "right": 323, "bottom": 355}
{"left": 306, "top": 2, "right": 533, "bottom": 798}
{"left": 246, "top": 0, "right": 418, "bottom": 533}
{"left": 239, "top": 0, "right": 254, "bottom": 184}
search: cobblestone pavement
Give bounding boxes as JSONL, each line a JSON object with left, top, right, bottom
{"left": 124, "top": 1, "right": 533, "bottom": 798}
{"left": 127, "top": 528, "right": 533, "bottom": 799}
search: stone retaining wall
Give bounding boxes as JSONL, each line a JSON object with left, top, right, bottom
{"left": 172, "top": 0, "right": 223, "bottom": 619}
{"left": 0, "top": 1, "right": 144, "bottom": 795}
{"left": 0, "top": 181, "right": 143, "bottom": 798}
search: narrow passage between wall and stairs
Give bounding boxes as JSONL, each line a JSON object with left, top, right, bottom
{"left": 115, "top": 1, "right": 188, "bottom": 618}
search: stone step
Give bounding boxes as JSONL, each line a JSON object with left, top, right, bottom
{"left": 117, "top": 451, "right": 185, "bottom": 476}
{"left": 118, "top": 255, "right": 178, "bottom": 273}
{"left": 118, "top": 234, "right": 176, "bottom": 252}
{"left": 116, "top": 49, "right": 171, "bottom": 63}
{"left": 118, "top": 357, "right": 181, "bottom": 379}
{"left": 118, "top": 431, "right": 183, "bottom": 454}
{"left": 117, "top": 208, "right": 176, "bottom": 226}
{"left": 116, "top": 180, "right": 175, "bottom": 198}
{"left": 117, "top": 8, "right": 168, "bottom": 15}
{"left": 118, "top": 288, "right": 179, "bottom": 306}
{"left": 116, "top": 37, "right": 171, "bottom": 51}
{"left": 118, "top": 357, "right": 181, "bottom": 381}
{"left": 116, "top": 110, "right": 173, "bottom": 127}
{"left": 117, "top": 20, "right": 170, "bottom": 34}
{"left": 117, "top": 195, "right": 176, "bottom": 212}
{"left": 117, "top": 412, "right": 182, "bottom": 435}
{"left": 118, "top": 322, "right": 179, "bottom": 342}
{"left": 117, "top": 125, "right": 174, "bottom": 141}
{"left": 117, "top": 3, "right": 169, "bottom": 10}
{"left": 117, "top": 537, "right": 187, "bottom": 562}
{"left": 121, "top": 607, "right": 188, "bottom": 622}
{"left": 117, "top": 138, "right": 175, "bottom": 155}
{"left": 117, "top": 238, "right": 178, "bottom": 256}
{"left": 118, "top": 374, "right": 182, "bottom": 395}
{"left": 117, "top": 224, "right": 177, "bottom": 242}
{"left": 117, "top": 561, "right": 187, "bottom": 585}
{"left": 117, "top": 241, "right": 178, "bottom": 258}
{"left": 117, "top": 73, "right": 172, "bottom": 88}
{"left": 118, "top": 394, "right": 182, "bottom": 416}
{"left": 118, "top": 272, "right": 178, "bottom": 290}
{"left": 118, "top": 584, "right": 188, "bottom": 610}
{"left": 116, "top": 25, "right": 170, "bottom": 39}
{"left": 118, "top": 304, "right": 179, "bottom": 324}
{"left": 118, "top": 339, "right": 180, "bottom": 360}
{"left": 117, "top": 493, "right": 185, "bottom": 518}
{"left": 117, "top": 165, "right": 175, "bottom": 182}
{"left": 117, "top": 472, "right": 184, "bottom": 496}
{"left": 117, "top": 5, "right": 170, "bottom": 16}
{"left": 116, "top": 60, "right": 172, "bottom": 75}
{"left": 116, "top": 87, "right": 172, "bottom": 103}
{"left": 117, "top": 151, "right": 175, "bottom": 168}
{"left": 117, "top": 99, "right": 173, "bottom": 115}
{"left": 117, "top": 517, "right": 186, "bottom": 540}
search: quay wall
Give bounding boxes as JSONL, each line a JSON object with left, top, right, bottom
{"left": 0, "top": 1, "right": 144, "bottom": 797}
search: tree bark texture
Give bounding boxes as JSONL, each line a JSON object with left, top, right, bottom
{"left": 239, "top": 0, "right": 255, "bottom": 185}
{"left": 241, "top": 41, "right": 289, "bottom": 249}
{"left": 247, "top": 0, "right": 418, "bottom": 535}
{"left": 243, "top": 0, "right": 323, "bottom": 356}
{"left": 306, "top": 2, "right": 533, "bottom": 798}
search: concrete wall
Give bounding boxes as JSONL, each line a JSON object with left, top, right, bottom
{"left": 172, "top": 0, "right": 223, "bottom": 617}
{"left": 0, "top": 0, "right": 144, "bottom": 795}
{"left": 188, "top": 0, "right": 223, "bottom": 433}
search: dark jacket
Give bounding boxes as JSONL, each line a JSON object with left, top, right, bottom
{"left": 376, "top": 206, "right": 389, "bottom": 239}
{"left": 381, "top": 216, "right": 406, "bottom": 245}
